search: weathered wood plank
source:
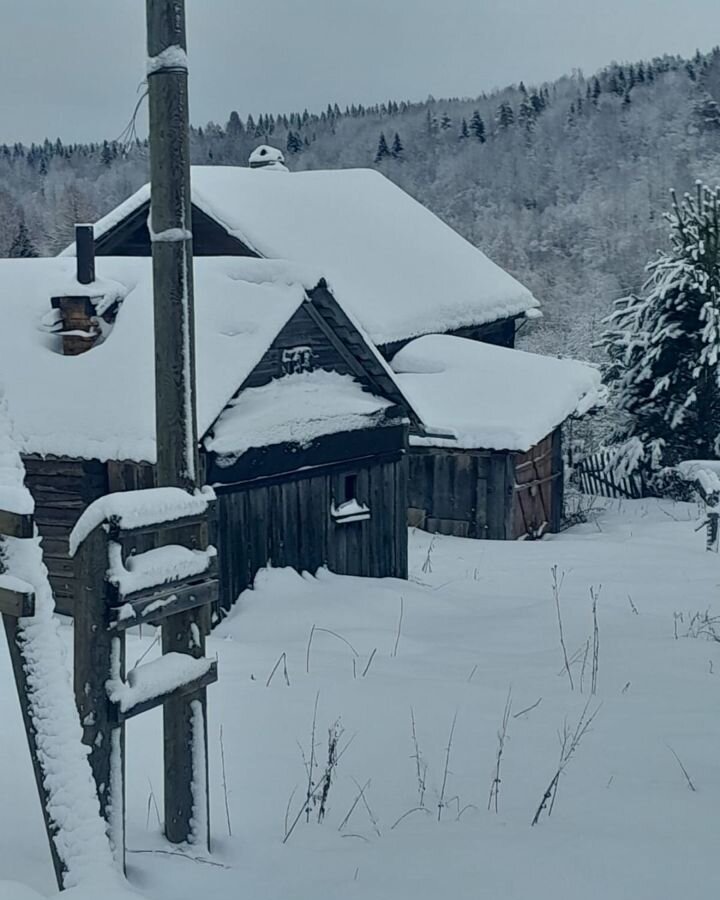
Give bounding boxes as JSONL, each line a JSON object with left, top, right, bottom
{"left": 0, "top": 584, "right": 35, "bottom": 617}
{"left": 110, "top": 577, "right": 218, "bottom": 630}
{"left": 0, "top": 509, "right": 34, "bottom": 539}
{"left": 73, "top": 524, "right": 125, "bottom": 868}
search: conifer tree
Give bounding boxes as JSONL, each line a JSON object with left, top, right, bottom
{"left": 518, "top": 96, "right": 536, "bottom": 132}
{"left": 374, "top": 132, "right": 391, "bottom": 163}
{"left": 440, "top": 112, "right": 453, "bottom": 130}
{"left": 286, "top": 131, "right": 303, "bottom": 154}
{"left": 469, "top": 110, "right": 486, "bottom": 142}
{"left": 459, "top": 118, "right": 469, "bottom": 139}
{"left": 600, "top": 184, "right": 720, "bottom": 478}
{"left": 496, "top": 101, "right": 515, "bottom": 129}
{"left": 9, "top": 220, "right": 38, "bottom": 258}
{"left": 391, "top": 132, "right": 404, "bottom": 159}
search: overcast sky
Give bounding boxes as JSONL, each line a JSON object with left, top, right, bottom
{"left": 2, "top": 0, "right": 719, "bottom": 143}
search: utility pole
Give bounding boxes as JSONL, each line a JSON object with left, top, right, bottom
{"left": 146, "top": 0, "right": 210, "bottom": 847}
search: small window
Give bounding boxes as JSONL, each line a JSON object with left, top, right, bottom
{"left": 331, "top": 472, "right": 370, "bottom": 523}
{"left": 343, "top": 473, "right": 358, "bottom": 503}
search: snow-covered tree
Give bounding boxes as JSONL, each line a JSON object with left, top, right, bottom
{"left": 374, "top": 132, "right": 391, "bottom": 163}
{"left": 9, "top": 220, "right": 38, "bottom": 257}
{"left": 600, "top": 183, "right": 720, "bottom": 478}
{"left": 469, "top": 110, "right": 485, "bottom": 142}
{"left": 391, "top": 132, "right": 404, "bottom": 159}
{"left": 495, "top": 102, "right": 514, "bottom": 130}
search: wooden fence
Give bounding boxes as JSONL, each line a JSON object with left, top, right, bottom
{"left": 572, "top": 449, "right": 644, "bottom": 499}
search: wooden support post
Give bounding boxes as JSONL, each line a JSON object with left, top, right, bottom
{"left": 2, "top": 613, "right": 65, "bottom": 889}
{"left": 73, "top": 526, "right": 126, "bottom": 868}
{"left": 146, "top": 0, "right": 209, "bottom": 847}
{"left": 146, "top": 0, "right": 198, "bottom": 491}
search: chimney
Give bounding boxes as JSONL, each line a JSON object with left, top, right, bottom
{"left": 75, "top": 224, "right": 95, "bottom": 285}
{"left": 50, "top": 224, "right": 100, "bottom": 356}
{"left": 248, "top": 145, "right": 288, "bottom": 171}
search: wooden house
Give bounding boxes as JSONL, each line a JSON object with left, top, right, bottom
{"left": 391, "top": 335, "right": 602, "bottom": 540}
{"left": 60, "top": 152, "right": 540, "bottom": 357}
{"left": 0, "top": 256, "right": 419, "bottom": 615}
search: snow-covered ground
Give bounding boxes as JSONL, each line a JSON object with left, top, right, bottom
{"left": 2, "top": 498, "right": 720, "bottom": 899}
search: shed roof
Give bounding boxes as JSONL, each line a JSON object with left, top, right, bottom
{"left": 0, "top": 256, "right": 406, "bottom": 463}
{"left": 391, "top": 335, "right": 603, "bottom": 453}
{"left": 61, "top": 165, "right": 539, "bottom": 346}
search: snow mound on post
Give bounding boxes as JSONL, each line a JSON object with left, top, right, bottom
{"left": 69, "top": 486, "right": 215, "bottom": 557}
{"left": 391, "top": 334, "right": 604, "bottom": 452}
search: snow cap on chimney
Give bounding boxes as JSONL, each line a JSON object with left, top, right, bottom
{"left": 249, "top": 145, "right": 288, "bottom": 171}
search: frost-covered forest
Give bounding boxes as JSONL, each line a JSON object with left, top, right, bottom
{"left": 3, "top": 48, "right": 720, "bottom": 356}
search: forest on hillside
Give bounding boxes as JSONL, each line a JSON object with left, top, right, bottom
{"left": 2, "top": 47, "right": 720, "bottom": 357}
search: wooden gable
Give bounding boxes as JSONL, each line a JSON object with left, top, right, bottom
{"left": 94, "top": 200, "right": 256, "bottom": 257}
{"left": 226, "top": 281, "right": 417, "bottom": 423}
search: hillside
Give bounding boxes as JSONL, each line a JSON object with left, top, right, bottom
{"left": 3, "top": 48, "right": 720, "bottom": 355}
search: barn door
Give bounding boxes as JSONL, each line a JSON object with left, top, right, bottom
{"left": 512, "top": 433, "right": 560, "bottom": 539}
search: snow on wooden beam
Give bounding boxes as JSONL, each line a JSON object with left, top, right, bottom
{"left": 109, "top": 655, "right": 217, "bottom": 723}
{"left": 110, "top": 576, "right": 218, "bottom": 631}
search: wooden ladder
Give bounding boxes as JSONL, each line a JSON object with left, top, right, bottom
{"left": 72, "top": 494, "right": 219, "bottom": 866}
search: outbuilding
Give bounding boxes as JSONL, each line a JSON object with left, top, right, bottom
{"left": 391, "top": 335, "right": 603, "bottom": 540}
{"left": 0, "top": 255, "right": 418, "bottom": 614}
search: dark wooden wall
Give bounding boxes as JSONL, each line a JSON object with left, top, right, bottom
{"left": 380, "top": 316, "right": 519, "bottom": 361}
{"left": 240, "top": 304, "right": 353, "bottom": 389}
{"left": 215, "top": 455, "right": 408, "bottom": 609}
{"left": 407, "top": 447, "right": 514, "bottom": 539}
{"left": 95, "top": 202, "right": 257, "bottom": 258}
{"left": 407, "top": 430, "right": 564, "bottom": 541}
{"left": 23, "top": 457, "right": 109, "bottom": 615}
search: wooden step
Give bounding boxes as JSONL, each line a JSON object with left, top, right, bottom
{"left": 110, "top": 575, "right": 218, "bottom": 630}
{"left": 110, "top": 656, "right": 217, "bottom": 722}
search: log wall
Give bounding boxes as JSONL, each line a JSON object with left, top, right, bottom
{"left": 407, "top": 430, "right": 563, "bottom": 541}
{"left": 215, "top": 454, "right": 408, "bottom": 608}
{"left": 23, "top": 457, "right": 108, "bottom": 615}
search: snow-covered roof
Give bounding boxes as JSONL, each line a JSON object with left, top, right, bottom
{"left": 61, "top": 165, "right": 539, "bottom": 345}
{"left": 391, "top": 335, "right": 603, "bottom": 452}
{"left": 205, "top": 369, "right": 394, "bottom": 462}
{"left": 0, "top": 256, "right": 337, "bottom": 462}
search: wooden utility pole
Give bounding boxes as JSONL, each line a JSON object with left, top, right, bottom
{"left": 146, "top": 0, "right": 210, "bottom": 846}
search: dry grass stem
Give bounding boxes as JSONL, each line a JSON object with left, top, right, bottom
{"left": 552, "top": 565, "right": 574, "bottom": 691}
{"left": 266, "top": 651, "right": 291, "bottom": 687}
{"left": 488, "top": 687, "right": 512, "bottom": 813}
{"left": 513, "top": 697, "right": 542, "bottom": 718}
{"left": 666, "top": 744, "right": 697, "bottom": 791}
{"left": 437, "top": 711, "right": 458, "bottom": 822}
{"left": 392, "top": 596, "right": 404, "bottom": 657}
{"left": 531, "top": 700, "right": 601, "bottom": 825}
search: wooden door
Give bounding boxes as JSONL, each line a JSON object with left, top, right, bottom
{"left": 512, "top": 431, "right": 560, "bottom": 539}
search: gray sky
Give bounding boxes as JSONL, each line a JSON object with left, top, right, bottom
{"left": 1, "top": 0, "right": 719, "bottom": 143}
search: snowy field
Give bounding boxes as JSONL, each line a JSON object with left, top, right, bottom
{"left": 2, "top": 498, "right": 720, "bottom": 900}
